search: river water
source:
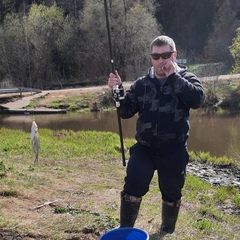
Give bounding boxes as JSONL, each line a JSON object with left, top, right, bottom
{"left": 0, "top": 109, "right": 240, "bottom": 157}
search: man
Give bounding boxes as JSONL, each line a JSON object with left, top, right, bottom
{"left": 108, "top": 35, "right": 205, "bottom": 236}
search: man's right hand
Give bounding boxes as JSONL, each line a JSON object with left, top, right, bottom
{"left": 108, "top": 70, "right": 122, "bottom": 89}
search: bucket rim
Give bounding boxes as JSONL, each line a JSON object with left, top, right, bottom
{"left": 99, "top": 227, "right": 149, "bottom": 240}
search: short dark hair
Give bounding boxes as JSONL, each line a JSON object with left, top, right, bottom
{"left": 150, "top": 35, "right": 176, "bottom": 51}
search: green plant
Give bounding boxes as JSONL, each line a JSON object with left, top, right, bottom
{"left": 54, "top": 206, "right": 82, "bottom": 215}
{"left": 195, "top": 218, "right": 212, "bottom": 231}
{"left": 83, "top": 216, "right": 119, "bottom": 233}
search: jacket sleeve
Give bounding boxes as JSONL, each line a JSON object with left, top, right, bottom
{"left": 167, "top": 72, "right": 205, "bottom": 109}
{"left": 118, "top": 83, "right": 139, "bottom": 119}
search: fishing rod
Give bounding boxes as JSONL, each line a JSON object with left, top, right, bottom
{"left": 104, "top": 0, "right": 126, "bottom": 167}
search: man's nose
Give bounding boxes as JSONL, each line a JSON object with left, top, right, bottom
{"left": 158, "top": 57, "right": 164, "bottom": 62}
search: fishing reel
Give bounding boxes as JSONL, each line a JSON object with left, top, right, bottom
{"left": 113, "top": 85, "right": 125, "bottom": 108}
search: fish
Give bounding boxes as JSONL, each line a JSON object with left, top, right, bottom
{"left": 31, "top": 120, "right": 40, "bottom": 166}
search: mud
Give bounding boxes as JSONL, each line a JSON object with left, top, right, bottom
{"left": 187, "top": 161, "right": 240, "bottom": 190}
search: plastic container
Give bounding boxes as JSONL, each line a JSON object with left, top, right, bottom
{"left": 99, "top": 227, "right": 149, "bottom": 240}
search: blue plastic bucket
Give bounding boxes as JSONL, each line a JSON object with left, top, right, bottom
{"left": 99, "top": 227, "right": 149, "bottom": 240}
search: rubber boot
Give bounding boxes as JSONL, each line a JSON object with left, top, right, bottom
{"left": 159, "top": 201, "right": 181, "bottom": 236}
{"left": 120, "top": 191, "right": 142, "bottom": 227}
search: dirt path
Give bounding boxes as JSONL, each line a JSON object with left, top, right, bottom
{"left": 1, "top": 85, "right": 110, "bottom": 109}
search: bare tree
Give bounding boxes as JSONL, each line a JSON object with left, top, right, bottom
{"left": 78, "top": 0, "right": 162, "bottom": 82}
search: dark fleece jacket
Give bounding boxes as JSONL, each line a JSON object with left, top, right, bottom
{"left": 119, "top": 65, "right": 205, "bottom": 151}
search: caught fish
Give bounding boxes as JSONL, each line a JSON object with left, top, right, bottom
{"left": 31, "top": 120, "right": 40, "bottom": 166}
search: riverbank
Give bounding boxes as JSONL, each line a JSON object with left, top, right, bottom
{"left": 2, "top": 73, "right": 240, "bottom": 113}
{"left": 0, "top": 128, "right": 239, "bottom": 240}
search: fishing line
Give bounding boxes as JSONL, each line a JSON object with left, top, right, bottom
{"left": 32, "top": 108, "right": 35, "bottom": 121}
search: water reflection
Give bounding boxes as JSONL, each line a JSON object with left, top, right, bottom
{"left": 189, "top": 111, "right": 240, "bottom": 157}
{"left": 1, "top": 110, "right": 240, "bottom": 157}
{"left": 0, "top": 112, "right": 135, "bottom": 135}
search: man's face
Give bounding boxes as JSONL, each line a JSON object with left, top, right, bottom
{"left": 151, "top": 45, "right": 177, "bottom": 78}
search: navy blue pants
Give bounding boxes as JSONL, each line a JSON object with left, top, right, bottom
{"left": 123, "top": 143, "right": 189, "bottom": 203}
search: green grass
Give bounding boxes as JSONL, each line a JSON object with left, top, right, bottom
{"left": 0, "top": 128, "right": 239, "bottom": 239}
{"left": 46, "top": 95, "right": 89, "bottom": 111}
{"left": 189, "top": 150, "right": 235, "bottom": 166}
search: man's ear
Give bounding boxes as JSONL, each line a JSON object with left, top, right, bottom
{"left": 173, "top": 50, "right": 177, "bottom": 61}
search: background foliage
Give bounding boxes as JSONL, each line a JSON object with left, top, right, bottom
{"left": 0, "top": 0, "right": 240, "bottom": 88}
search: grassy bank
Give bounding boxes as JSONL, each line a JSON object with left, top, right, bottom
{"left": 24, "top": 73, "right": 240, "bottom": 113}
{"left": 26, "top": 89, "right": 114, "bottom": 112}
{"left": 0, "top": 128, "right": 239, "bottom": 239}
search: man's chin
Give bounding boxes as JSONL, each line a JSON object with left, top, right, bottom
{"left": 155, "top": 71, "right": 166, "bottom": 78}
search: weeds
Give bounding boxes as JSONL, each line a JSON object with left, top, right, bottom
{"left": 195, "top": 218, "right": 212, "bottom": 231}
{"left": 189, "top": 150, "right": 235, "bottom": 167}
{"left": 54, "top": 206, "right": 82, "bottom": 215}
{"left": 83, "top": 216, "right": 119, "bottom": 233}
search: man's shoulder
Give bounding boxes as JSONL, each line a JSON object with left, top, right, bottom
{"left": 177, "top": 65, "right": 197, "bottom": 79}
{"left": 132, "top": 75, "right": 148, "bottom": 85}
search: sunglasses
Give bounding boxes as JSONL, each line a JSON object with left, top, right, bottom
{"left": 150, "top": 51, "right": 174, "bottom": 60}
